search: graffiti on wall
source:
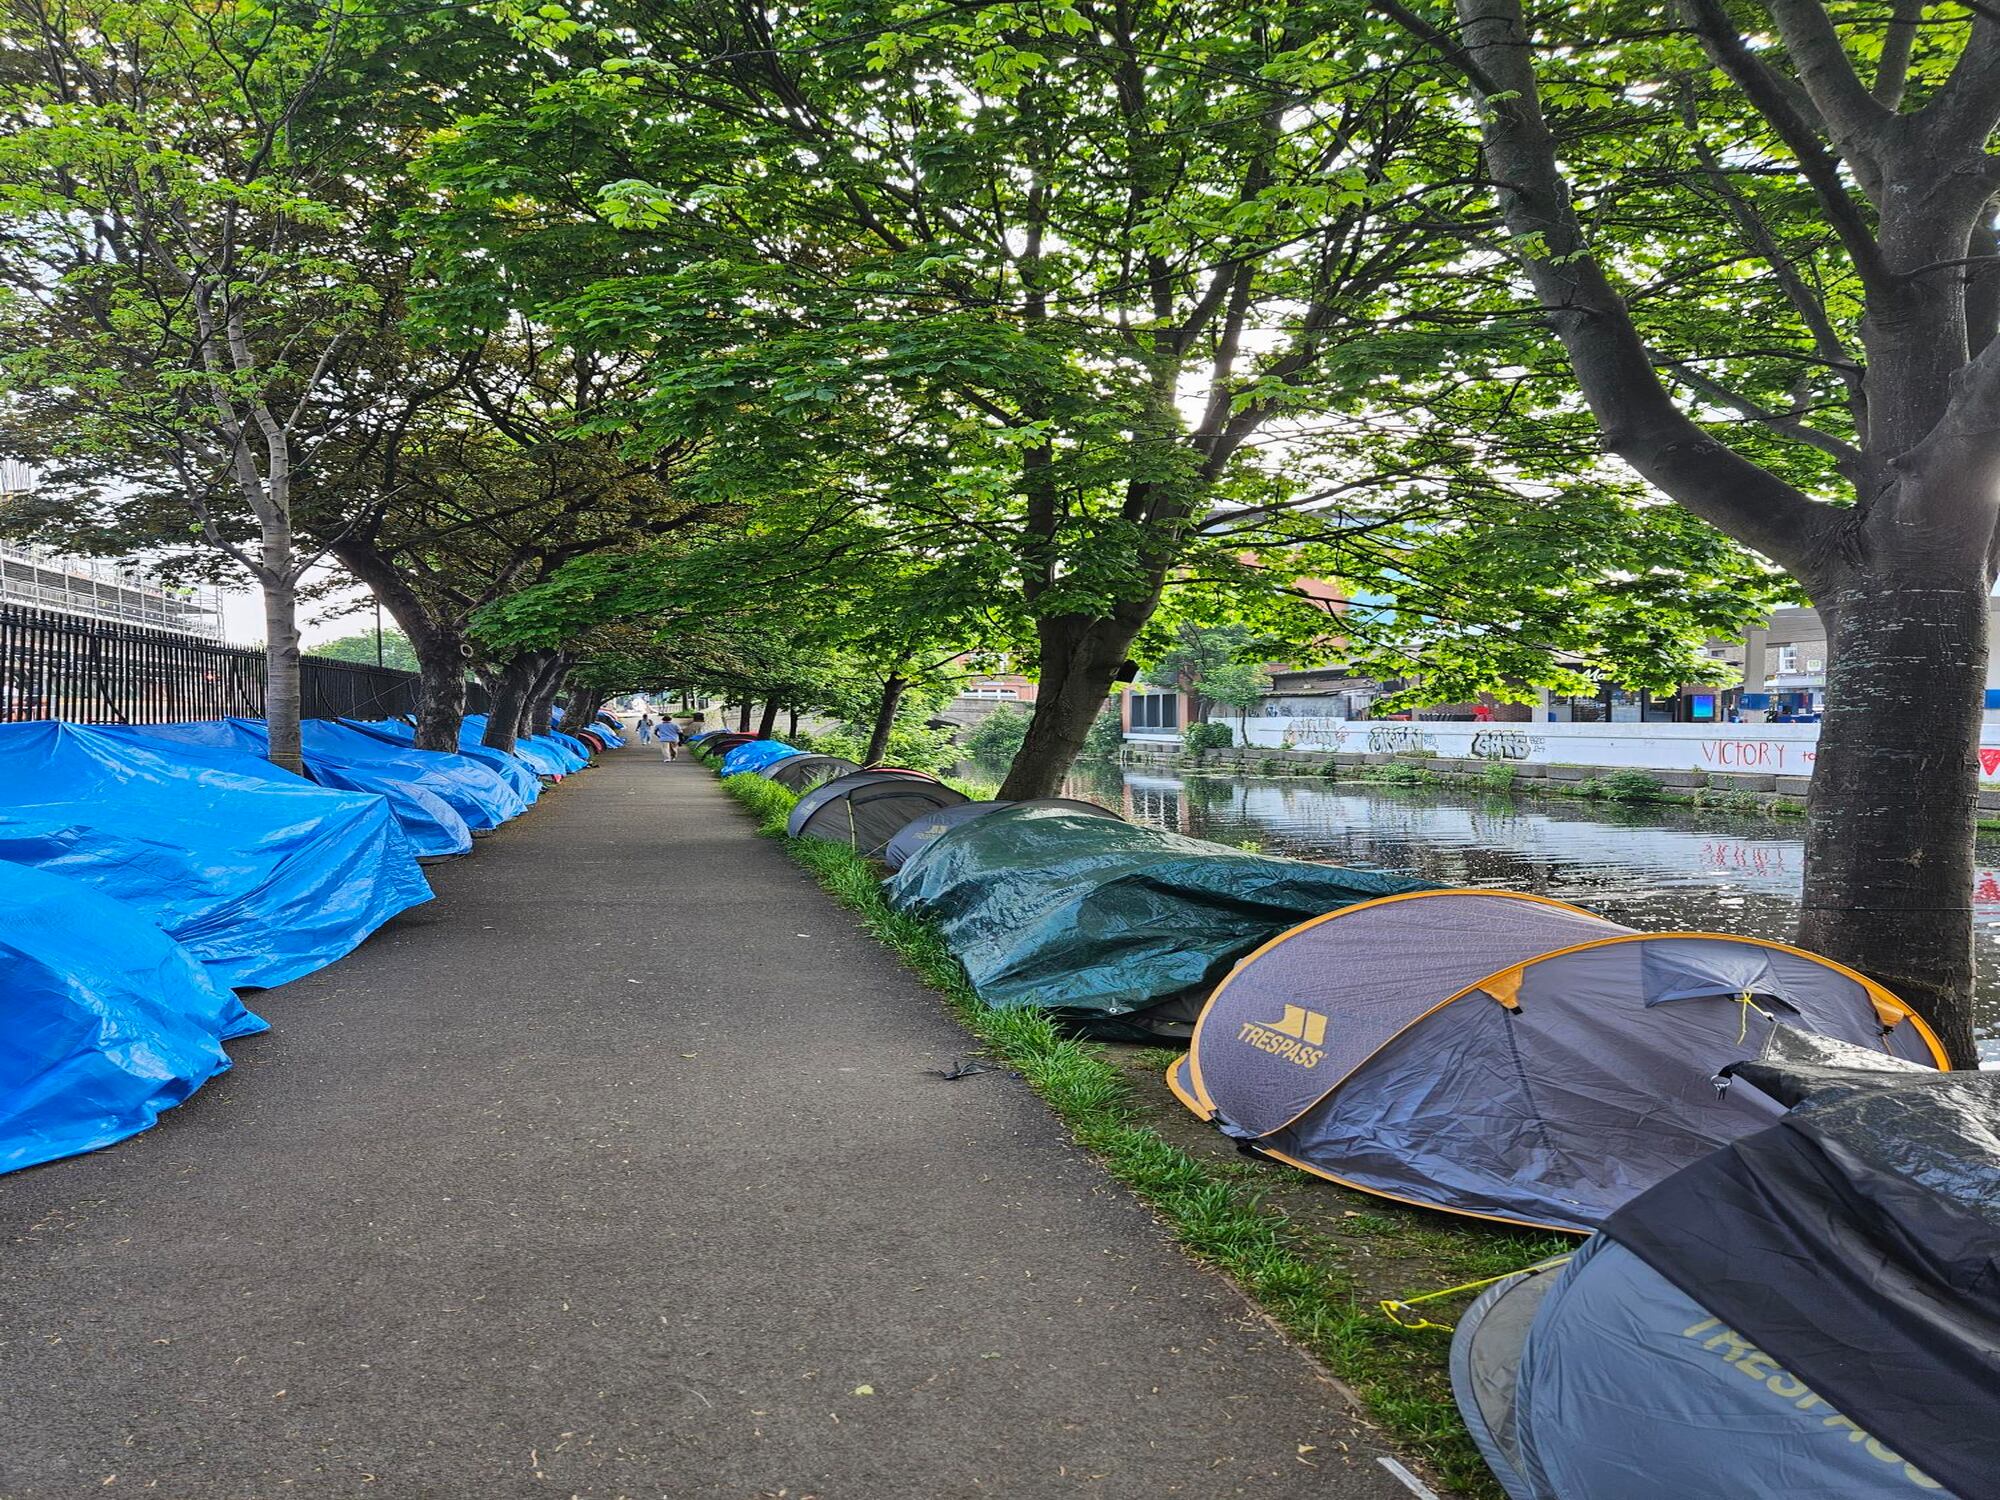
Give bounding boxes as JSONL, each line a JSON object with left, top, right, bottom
{"left": 1365, "top": 725, "right": 1436, "bottom": 755}
{"left": 1468, "top": 730, "right": 1547, "bottom": 762}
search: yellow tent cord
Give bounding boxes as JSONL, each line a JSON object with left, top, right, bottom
{"left": 1380, "top": 1257, "right": 1573, "bottom": 1333}
{"left": 1736, "top": 987, "right": 1775, "bottom": 1044}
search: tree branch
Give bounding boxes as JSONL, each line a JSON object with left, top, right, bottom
{"left": 1677, "top": 0, "right": 1895, "bottom": 285}
{"left": 1447, "top": 0, "right": 1836, "bottom": 581}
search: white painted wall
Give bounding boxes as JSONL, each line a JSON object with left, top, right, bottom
{"left": 1229, "top": 715, "right": 2000, "bottom": 779}
{"left": 1230, "top": 716, "right": 1824, "bottom": 773}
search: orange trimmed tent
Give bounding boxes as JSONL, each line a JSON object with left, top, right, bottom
{"left": 1169, "top": 889, "right": 1946, "bottom": 1232}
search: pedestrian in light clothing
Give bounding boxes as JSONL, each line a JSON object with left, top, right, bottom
{"left": 636, "top": 713, "right": 655, "bottom": 743}
{"left": 657, "top": 718, "right": 684, "bottom": 760}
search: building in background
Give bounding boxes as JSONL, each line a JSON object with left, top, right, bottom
{"left": 0, "top": 464, "right": 224, "bottom": 639}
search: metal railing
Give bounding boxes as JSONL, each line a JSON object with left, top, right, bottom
{"left": 0, "top": 601, "right": 431, "bottom": 725}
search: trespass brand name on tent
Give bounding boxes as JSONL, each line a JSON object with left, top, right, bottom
{"left": 1238, "top": 1005, "right": 1329, "bottom": 1068}
{"left": 1679, "top": 1319, "right": 1941, "bottom": 1491}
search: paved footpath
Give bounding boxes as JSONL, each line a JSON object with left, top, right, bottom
{"left": 0, "top": 745, "right": 1417, "bottom": 1500}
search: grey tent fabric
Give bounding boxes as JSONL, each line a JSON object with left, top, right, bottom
{"left": 1455, "top": 1049, "right": 2000, "bottom": 1497}
{"left": 763, "top": 754, "right": 861, "bottom": 793}
{"left": 1451, "top": 1260, "right": 1564, "bottom": 1500}
{"left": 1603, "top": 1060, "right": 2000, "bottom": 1498}
{"left": 785, "top": 771, "right": 968, "bottom": 855}
{"left": 1175, "top": 889, "right": 1945, "bottom": 1231}
{"left": 1186, "top": 892, "right": 1623, "bottom": 1139}
{"left": 881, "top": 797, "right": 1119, "bottom": 873}
{"left": 1457, "top": 1235, "right": 1956, "bottom": 1499}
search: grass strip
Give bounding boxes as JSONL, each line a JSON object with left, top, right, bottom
{"left": 714, "top": 765, "right": 1536, "bottom": 1496}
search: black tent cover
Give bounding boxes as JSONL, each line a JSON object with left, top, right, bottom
{"left": 1602, "top": 1042, "right": 2000, "bottom": 1497}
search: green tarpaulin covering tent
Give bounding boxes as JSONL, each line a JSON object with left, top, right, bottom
{"left": 882, "top": 805, "right": 1429, "bottom": 1040}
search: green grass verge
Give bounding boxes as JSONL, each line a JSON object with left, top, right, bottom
{"left": 713, "top": 766, "right": 1559, "bottom": 1495}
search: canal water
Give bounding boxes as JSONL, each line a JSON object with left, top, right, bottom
{"left": 1051, "top": 761, "right": 2000, "bottom": 1059}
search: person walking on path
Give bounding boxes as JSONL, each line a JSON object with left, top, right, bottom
{"left": 635, "top": 712, "right": 655, "bottom": 744}
{"left": 656, "top": 718, "right": 683, "bottom": 760}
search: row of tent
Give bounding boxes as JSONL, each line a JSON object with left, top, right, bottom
{"left": 0, "top": 709, "right": 624, "bottom": 1176}
{"left": 698, "top": 737, "right": 1996, "bottom": 1495}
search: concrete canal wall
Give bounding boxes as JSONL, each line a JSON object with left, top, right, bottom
{"left": 1121, "top": 723, "right": 2000, "bottom": 815}
{"left": 1130, "top": 717, "right": 2000, "bottom": 791}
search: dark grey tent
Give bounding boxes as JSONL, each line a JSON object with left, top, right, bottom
{"left": 884, "top": 806, "right": 1426, "bottom": 1040}
{"left": 1170, "top": 889, "right": 1946, "bottom": 1230}
{"left": 1454, "top": 1034, "right": 1993, "bottom": 1499}
{"left": 763, "top": 753, "right": 862, "bottom": 793}
{"left": 785, "top": 771, "right": 968, "bottom": 855}
{"left": 880, "top": 797, "right": 1119, "bottom": 873}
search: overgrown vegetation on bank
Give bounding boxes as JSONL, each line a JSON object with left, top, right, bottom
{"left": 713, "top": 763, "right": 1565, "bottom": 1497}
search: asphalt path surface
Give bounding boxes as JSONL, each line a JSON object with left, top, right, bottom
{"left": 0, "top": 742, "right": 1419, "bottom": 1500}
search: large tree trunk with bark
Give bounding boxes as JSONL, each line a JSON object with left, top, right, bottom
{"left": 756, "top": 699, "right": 782, "bottom": 738}
{"left": 998, "top": 613, "right": 1147, "bottom": 799}
{"left": 736, "top": 701, "right": 752, "bottom": 732}
{"left": 524, "top": 654, "right": 568, "bottom": 739}
{"left": 864, "top": 674, "right": 907, "bottom": 764}
{"left": 1796, "top": 557, "right": 1991, "bottom": 1065}
{"left": 565, "top": 689, "right": 602, "bottom": 735}
{"left": 481, "top": 655, "right": 544, "bottom": 753}
{"left": 330, "top": 542, "right": 472, "bottom": 752}
{"left": 259, "top": 556, "right": 305, "bottom": 775}
{"left": 412, "top": 638, "right": 470, "bottom": 752}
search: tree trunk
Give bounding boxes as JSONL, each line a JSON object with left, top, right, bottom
{"left": 566, "top": 689, "right": 602, "bottom": 734}
{"left": 787, "top": 706, "right": 799, "bottom": 737}
{"left": 864, "top": 674, "right": 907, "bottom": 764}
{"left": 411, "top": 630, "right": 470, "bottom": 752}
{"left": 756, "top": 699, "right": 782, "bottom": 738}
{"left": 329, "top": 544, "right": 471, "bottom": 752}
{"left": 524, "top": 654, "right": 568, "bottom": 739}
{"left": 260, "top": 561, "right": 306, "bottom": 775}
{"left": 998, "top": 614, "right": 1147, "bottom": 799}
{"left": 736, "top": 701, "right": 752, "bottom": 732}
{"left": 481, "top": 656, "right": 543, "bottom": 753}
{"left": 1795, "top": 563, "right": 1990, "bottom": 1066}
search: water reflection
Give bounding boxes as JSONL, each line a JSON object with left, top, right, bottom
{"left": 1055, "top": 762, "right": 2000, "bottom": 1053}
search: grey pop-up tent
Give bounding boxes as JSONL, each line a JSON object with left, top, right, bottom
{"left": 785, "top": 770, "right": 968, "bottom": 855}
{"left": 881, "top": 797, "right": 1120, "bottom": 873}
{"left": 1453, "top": 1034, "right": 1994, "bottom": 1499}
{"left": 1169, "top": 888, "right": 1946, "bottom": 1230}
{"left": 763, "top": 753, "right": 861, "bottom": 792}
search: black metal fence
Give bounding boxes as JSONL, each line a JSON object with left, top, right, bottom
{"left": 0, "top": 601, "right": 429, "bottom": 725}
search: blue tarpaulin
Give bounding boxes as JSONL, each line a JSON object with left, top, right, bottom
{"left": 0, "top": 861, "right": 267, "bottom": 1174}
{"left": 0, "top": 722, "right": 431, "bottom": 989}
{"left": 104, "top": 719, "right": 475, "bottom": 858}
{"left": 460, "top": 715, "right": 579, "bottom": 778}
{"left": 342, "top": 718, "right": 543, "bottom": 807}
{"left": 721, "top": 740, "right": 803, "bottom": 776}
{"left": 298, "top": 718, "right": 523, "bottom": 831}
